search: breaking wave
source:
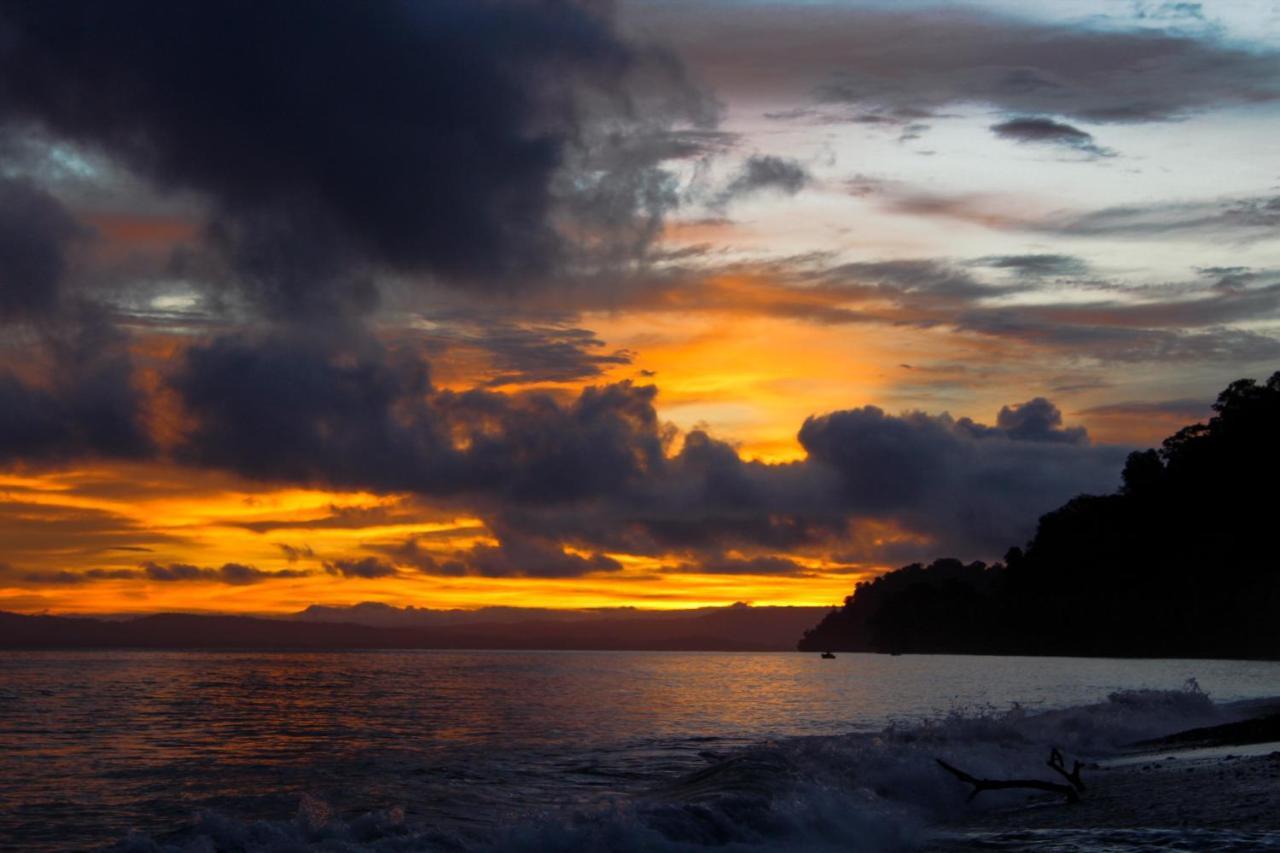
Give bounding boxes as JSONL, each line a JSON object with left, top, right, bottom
{"left": 105, "top": 680, "right": 1255, "bottom": 852}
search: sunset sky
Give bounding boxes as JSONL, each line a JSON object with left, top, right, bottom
{"left": 1, "top": 0, "right": 1278, "bottom": 615}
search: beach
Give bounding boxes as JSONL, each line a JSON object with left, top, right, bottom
{"left": 934, "top": 754, "right": 1280, "bottom": 847}
{"left": 930, "top": 711, "right": 1280, "bottom": 850}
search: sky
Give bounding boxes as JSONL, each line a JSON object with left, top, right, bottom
{"left": 0, "top": 0, "right": 1278, "bottom": 615}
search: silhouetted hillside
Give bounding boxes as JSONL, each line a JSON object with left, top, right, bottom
{"left": 0, "top": 603, "right": 827, "bottom": 651}
{"left": 799, "top": 372, "right": 1280, "bottom": 659}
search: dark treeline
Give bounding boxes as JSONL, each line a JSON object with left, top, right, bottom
{"left": 799, "top": 372, "right": 1280, "bottom": 659}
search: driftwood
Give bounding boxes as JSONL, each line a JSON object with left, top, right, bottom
{"left": 936, "top": 748, "right": 1086, "bottom": 804}
{"left": 1045, "top": 747, "right": 1086, "bottom": 792}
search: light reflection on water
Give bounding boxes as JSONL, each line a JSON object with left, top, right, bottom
{"left": 2, "top": 650, "right": 1279, "bottom": 850}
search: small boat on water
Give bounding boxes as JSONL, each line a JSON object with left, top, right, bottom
{"left": 820, "top": 651, "right": 836, "bottom": 659}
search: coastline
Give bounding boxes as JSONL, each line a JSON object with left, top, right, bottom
{"left": 927, "top": 714, "right": 1280, "bottom": 850}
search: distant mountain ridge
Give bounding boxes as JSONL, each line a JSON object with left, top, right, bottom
{"left": 0, "top": 603, "right": 830, "bottom": 651}
{"left": 294, "top": 601, "right": 775, "bottom": 628}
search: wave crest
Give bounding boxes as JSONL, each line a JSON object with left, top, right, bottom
{"left": 105, "top": 682, "right": 1246, "bottom": 853}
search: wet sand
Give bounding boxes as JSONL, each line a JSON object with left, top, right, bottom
{"left": 928, "top": 714, "right": 1280, "bottom": 849}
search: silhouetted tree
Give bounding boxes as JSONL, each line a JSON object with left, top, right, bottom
{"left": 799, "top": 371, "right": 1280, "bottom": 659}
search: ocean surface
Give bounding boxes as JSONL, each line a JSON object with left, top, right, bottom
{"left": 2, "top": 650, "right": 1279, "bottom": 852}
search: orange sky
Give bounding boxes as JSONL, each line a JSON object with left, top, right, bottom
{"left": 2, "top": 0, "right": 1273, "bottom": 616}
{"left": 0, "top": 294, "right": 1190, "bottom": 617}
{"left": 0, "top": 460, "right": 884, "bottom": 615}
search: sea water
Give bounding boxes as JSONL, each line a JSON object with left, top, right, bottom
{"left": 2, "top": 650, "right": 1278, "bottom": 851}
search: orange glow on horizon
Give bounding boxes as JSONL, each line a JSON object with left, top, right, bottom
{"left": 0, "top": 461, "right": 884, "bottom": 616}
{"left": 0, "top": 272, "right": 1185, "bottom": 618}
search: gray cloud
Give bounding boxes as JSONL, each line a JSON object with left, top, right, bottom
{"left": 276, "top": 543, "right": 315, "bottom": 564}
{"left": 142, "top": 561, "right": 309, "bottom": 585}
{"left": 822, "top": 259, "right": 1025, "bottom": 301}
{"left": 0, "top": 177, "right": 86, "bottom": 321}
{"left": 636, "top": 4, "right": 1280, "bottom": 123}
{"left": 1133, "top": 2, "right": 1207, "bottom": 23}
{"left": 324, "top": 557, "right": 399, "bottom": 580}
{"left": 973, "top": 254, "right": 1091, "bottom": 278}
{"left": 16, "top": 568, "right": 139, "bottom": 585}
{"left": 231, "top": 505, "right": 423, "bottom": 534}
{"left": 0, "top": 307, "right": 152, "bottom": 465}
{"left": 665, "top": 554, "right": 816, "bottom": 576}
{"left": 715, "top": 155, "right": 810, "bottom": 206}
{"left": 1078, "top": 398, "right": 1212, "bottom": 419}
{"left": 489, "top": 396, "right": 1125, "bottom": 566}
{"left": 957, "top": 398, "right": 1089, "bottom": 445}
{"left": 0, "top": 500, "right": 188, "bottom": 565}
{"left": 149, "top": 319, "right": 1132, "bottom": 563}
{"left": 990, "top": 117, "right": 1115, "bottom": 157}
{"left": 0, "top": 1, "right": 711, "bottom": 317}
{"left": 451, "top": 531, "right": 622, "bottom": 578}
{"left": 14, "top": 562, "right": 310, "bottom": 585}
{"left": 416, "top": 320, "right": 634, "bottom": 388}
{"left": 862, "top": 178, "right": 1280, "bottom": 242}
{"left": 522, "top": 252, "right": 1280, "bottom": 366}
{"left": 173, "top": 332, "right": 670, "bottom": 504}
{"left": 370, "top": 528, "right": 623, "bottom": 579}
{"left": 1034, "top": 196, "right": 1280, "bottom": 239}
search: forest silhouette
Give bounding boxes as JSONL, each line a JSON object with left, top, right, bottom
{"left": 799, "top": 372, "right": 1280, "bottom": 659}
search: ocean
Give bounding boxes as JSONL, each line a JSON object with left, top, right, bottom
{"left": 2, "top": 650, "right": 1279, "bottom": 851}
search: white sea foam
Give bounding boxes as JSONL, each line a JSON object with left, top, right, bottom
{"left": 106, "top": 680, "right": 1260, "bottom": 853}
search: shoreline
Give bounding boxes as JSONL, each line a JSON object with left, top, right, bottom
{"left": 927, "top": 714, "right": 1280, "bottom": 850}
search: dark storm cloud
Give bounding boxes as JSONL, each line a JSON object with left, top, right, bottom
{"left": 990, "top": 117, "right": 1114, "bottom": 157}
{"left": 797, "top": 403, "right": 1125, "bottom": 554}
{"left": 173, "top": 333, "right": 441, "bottom": 490}
{"left": 0, "top": 166, "right": 160, "bottom": 461}
{"left": 469, "top": 399, "right": 1118, "bottom": 564}
{"left": 636, "top": 4, "right": 1280, "bottom": 123}
{"left": 0, "top": 0, "right": 706, "bottom": 315}
{"left": 173, "top": 332, "right": 667, "bottom": 502}
{"left": 957, "top": 398, "right": 1089, "bottom": 444}
{"left": 159, "top": 319, "right": 1125, "bottom": 563}
{"left": 0, "top": 177, "right": 85, "bottom": 320}
{"left": 0, "top": 307, "right": 152, "bottom": 465}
